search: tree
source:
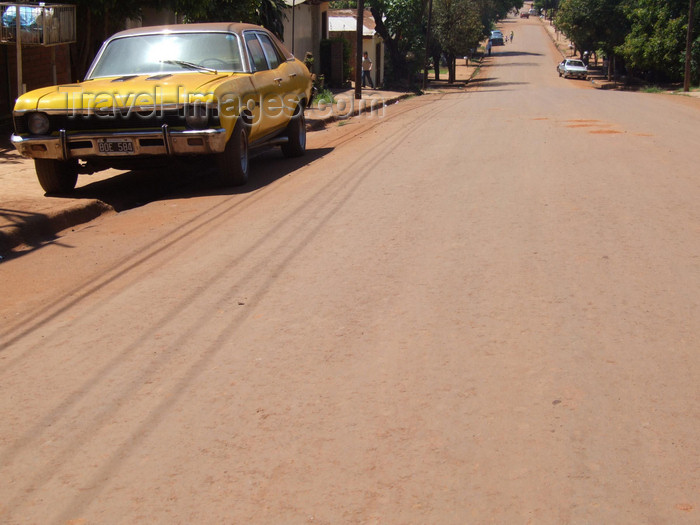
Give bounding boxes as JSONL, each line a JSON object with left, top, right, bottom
{"left": 433, "top": 0, "right": 482, "bottom": 82}
{"left": 369, "top": 0, "right": 428, "bottom": 87}
{"left": 477, "top": 0, "right": 522, "bottom": 29}
{"left": 534, "top": 0, "right": 560, "bottom": 19}
{"left": 71, "top": 0, "right": 151, "bottom": 80}
{"left": 617, "top": 0, "right": 696, "bottom": 83}
{"left": 173, "top": 0, "right": 287, "bottom": 38}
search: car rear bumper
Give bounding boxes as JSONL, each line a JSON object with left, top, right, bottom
{"left": 11, "top": 125, "right": 228, "bottom": 160}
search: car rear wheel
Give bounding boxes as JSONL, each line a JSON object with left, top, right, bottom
{"left": 281, "top": 106, "right": 306, "bottom": 158}
{"left": 34, "top": 158, "right": 79, "bottom": 194}
{"left": 216, "top": 118, "right": 249, "bottom": 186}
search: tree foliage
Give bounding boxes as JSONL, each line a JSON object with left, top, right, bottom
{"left": 533, "top": 0, "right": 560, "bottom": 17}
{"left": 369, "top": 0, "right": 428, "bottom": 86}
{"left": 555, "top": 0, "right": 627, "bottom": 56}
{"left": 173, "top": 0, "right": 287, "bottom": 37}
{"left": 477, "top": 0, "right": 523, "bottom": 30}
{"left": 617, "top": 0, "right": 696, "bottom": 82}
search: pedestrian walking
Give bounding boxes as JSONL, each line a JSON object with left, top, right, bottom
{"left": 486, "top": 40, "right": 492, "bottom": 56}
{"left": 510, "top": 31, "right": 514, "bottom": 42}
{"left": 361, "top": 51, "right": 374, "bottom": 89}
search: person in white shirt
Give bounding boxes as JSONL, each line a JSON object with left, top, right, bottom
{"left": 362, "top": 52, "right": 374, "bottom": 88}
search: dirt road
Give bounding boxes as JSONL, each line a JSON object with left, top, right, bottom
{"left": 1, "top": 16, "right": 699, "bottom": 524}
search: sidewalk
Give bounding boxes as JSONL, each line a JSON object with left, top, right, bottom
{"left": 0, "top": 88, "right": 416, "bottom": 257}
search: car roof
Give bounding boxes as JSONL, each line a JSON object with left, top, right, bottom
{"left": 109, "top": 22, "right": 264, "bottom": 39}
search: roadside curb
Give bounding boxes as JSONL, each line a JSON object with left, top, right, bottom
{"left": 0, "top": 199, "right": 113, "bottom": 256}
{"left": 306, "top": 91, "right": 415, "bottom": 131}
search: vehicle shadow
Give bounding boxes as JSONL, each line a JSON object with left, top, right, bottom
{"left": 71, "top": 147, "right": 335, "bottom": 212}
{"left": 0, "top": 147, "right": 334, "bottom": 259}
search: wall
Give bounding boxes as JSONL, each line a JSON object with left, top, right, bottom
{"left": 1, "top": 44, "right": 72, "bottom": 121}
{"left": 282, "top": 3, "right": 328, "bottom": 74}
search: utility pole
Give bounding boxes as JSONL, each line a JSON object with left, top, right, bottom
{"left": 684, "top": 0, "right": 696, "bottom": 92}
{"left": 355, "top": 0, "right": 364, "bottom": 100}
{"left": 422, "top": 0, "right": 434, "bottom": 91}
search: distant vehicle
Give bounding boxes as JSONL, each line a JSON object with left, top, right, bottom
{"left": 529, "top": 8, "right": 538, "bottom": 15}
{"left": 557, "top": 58, "right": 588, "bottom": 79}
{"left": 490, "top": 30, "right": 504, "bottom": 46}
{"left": 520, "top": 12, "right": 530, "bottom": 18}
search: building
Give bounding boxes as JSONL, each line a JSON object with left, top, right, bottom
{"left": 281, "top": 0, "right": 330, "bottom": 75}
{"left": 327, "top": 8, "right": 384, "bottom": 88}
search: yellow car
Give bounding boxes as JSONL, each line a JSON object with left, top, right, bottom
{"left": 11, "top": 23, "right": 314, "bottom": 193}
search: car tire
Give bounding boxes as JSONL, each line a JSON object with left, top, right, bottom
{"left": 281, "top": 106, "right": 306, "bottom": 158}
{"left": 216, "top": 118, "right": 249, "bottom": 186}
{"left": 34, "top": 158, "right": 79, "bottom": 194}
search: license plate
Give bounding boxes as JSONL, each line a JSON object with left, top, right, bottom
{"left": 97, "top": 139, "right": 134, "bottom": 154}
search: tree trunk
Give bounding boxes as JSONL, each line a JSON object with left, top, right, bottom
{"left": 370, "top": 6, "right": 407, "bottom": 83}
{"left": 78, "top": 9, "right": 92, "bottom": 80}
{"left": 684, "top": 0, "right": 697, "bottom": 91}
{"left": 448, "top": 54, "right": 456, "bottom": 83}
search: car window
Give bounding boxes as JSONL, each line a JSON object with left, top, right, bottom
{"left": 88, "top": 32, "right": 244, "bottom": 78}
{"left": 245, "top": 32, "right": 269, "bottom": 72}
{"left": 257, "top": 33, "right": 283, "bottom": 70}
{"left": 568, "top": 60, "right": 585, "bottom": 67}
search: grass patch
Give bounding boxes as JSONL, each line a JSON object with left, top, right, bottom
{"left": 315, "top": 88, "right": 335, "bottom": 106}
{"left": 673, "top": 86, "right": 700, "bottom": 94}
{"left": 641, "top": 85, "right": 665, "bottom": 93}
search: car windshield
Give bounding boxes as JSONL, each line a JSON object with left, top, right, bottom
{"left": 88, "top": 32, "right": 245, "bottom": 78}
{"left": 568, "top": 60, "right": 585, "bottom": 67}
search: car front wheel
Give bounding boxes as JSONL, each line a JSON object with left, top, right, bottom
{"left": 34, "top": 158, "right": 79, "bottom": 194}
{"left": 216, "top": 118, "right": 249, "bottom": 186}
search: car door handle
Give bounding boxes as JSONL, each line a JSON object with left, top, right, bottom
{"left": 288, "top": 73, "right": 297, "bottom": 78}
{"left": 274, "top": 77, "right": 283, "bottom": 85}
